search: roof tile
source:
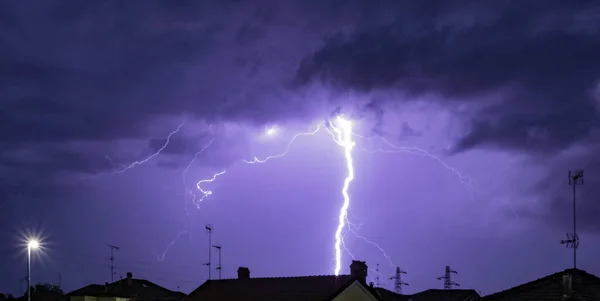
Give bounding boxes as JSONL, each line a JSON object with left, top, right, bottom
{"left": 184, "top": 275, "right": 356, "bottom": 301}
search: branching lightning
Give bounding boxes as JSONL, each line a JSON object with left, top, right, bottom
{"left": 356, "top": 134, "right": 519, "bottom": 218}
{"left": 190, "top": 126, "right": 321, "bottom": 207}
{"left": 156, "top": 138, "right": 217, "bottom": 261}
{"left": 113, "top": 115, "right": 512, "bottom": 279}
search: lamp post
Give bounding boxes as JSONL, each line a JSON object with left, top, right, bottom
{"left": 27, "top": 240, "right": 39, "bottom": 301}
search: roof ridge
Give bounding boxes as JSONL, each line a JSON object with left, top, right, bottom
{"left": 422, "top": 288, "right": 475, "bottom": 290}
{"left": 208, "top": 274, "right": 351, "bottom": 280}
{"left": 483, "top": 268, "right": 600, "bottom": 298}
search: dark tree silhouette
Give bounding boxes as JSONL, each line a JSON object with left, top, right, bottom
{"left": 3, "top": 283, "right": 65, "bottom": 301}
{"left": 0, "top": 293, "right": 15, "bottom": 301}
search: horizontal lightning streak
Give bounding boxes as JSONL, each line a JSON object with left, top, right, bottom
{"left": 191, "top": 126, "right": 322, "bottom": 207}
{"left": 110, "top": 122, "right": 186, "bottom": 174}
{"left": 356, "top": 134, "right": 518, "bottom": 218}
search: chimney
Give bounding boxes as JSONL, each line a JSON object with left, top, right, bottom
{"left": 350, "top": 260, "right": 368, "bottom": 283}
{"left": 237, "top": 267, "right": 250, "bottom": 279}
{"left": 126, "top": 272, "right": 133, "bottom": 286}
{"left": 562, "top": 273, "right": 573, "bottom": 298}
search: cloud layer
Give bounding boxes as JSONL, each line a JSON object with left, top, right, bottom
{"left": 295, "top": 1, "right": 600, "bottom": 154}
{"left": 1, "top": 0, "right": 600, "bottom": 231}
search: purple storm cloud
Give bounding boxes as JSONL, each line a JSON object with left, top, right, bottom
{"left": 1, "top": 0, "right": 600, "bottom": 297}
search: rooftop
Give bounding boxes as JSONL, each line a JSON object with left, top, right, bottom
{"left": 184, "top": 260, "right": 379, "bottom": 301}
{"left": 480, "top": 268, "right": 600, "bottom": 300}
{"left": 67, "top": 272, "right": 184, "bottom": 301}
{"left": 375, "top": 287, "right": 480, "bottom": 301}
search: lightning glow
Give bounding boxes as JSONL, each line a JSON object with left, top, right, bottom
{"left": 266, "top": 126, "right": 278, "bottom": 136}
{"left": 114, "top": 115, "right": 512, "bottom": 278}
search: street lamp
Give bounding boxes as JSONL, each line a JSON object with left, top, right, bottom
{"left": 27, "top": 239, "right": 39, "bottom": 301}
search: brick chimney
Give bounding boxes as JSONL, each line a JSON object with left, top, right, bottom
{"left": 562, "top": 273, "right": 573, "bottom": 299}
{"left": 126, "top": 272, "right": 133, "bottom": 286}
{"left": 350, "top": 260, "right": 368, "bottom": 283}
{"left": 237, "top": 267, "right": 250, "bottom": 279}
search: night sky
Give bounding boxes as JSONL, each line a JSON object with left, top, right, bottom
{"left": 2, "top": 0, "right": 600, "bottom": 297}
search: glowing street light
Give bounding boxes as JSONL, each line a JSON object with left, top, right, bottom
{"left": 27, "top": 239, "right": 39, "bottom": 301}
{"left": 28, "top": 240, "right": 39, "bottom": 250}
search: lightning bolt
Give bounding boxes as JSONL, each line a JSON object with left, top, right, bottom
{"left": 103, "top": 121, "right": 217, "bottom": 261}
{"left": 325, "top": 118, "right": 397, "bottom": 278}
{"left": 108, "top": 122, "right": 186, "bottom": 174}
{"left": 325, "top": 116, "right": 356, "bottom": 276}
{"left": 156, "top": 138, "right": 216, "bottom": 261}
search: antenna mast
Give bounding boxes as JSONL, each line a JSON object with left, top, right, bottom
{"left": 561, "top": 170, "right": 583, "bottom": 269}
{"left": 437, "top": 266, "right": 459, "bottom": 289}
{"left": 107, "top": 244, "right": 119, "bottom": 282}
{"left": 213, "top": 245, "right": 222, "bottom": 279}
{"left": 375, "top": 264, "right": 380, "bottom": 288}
{"left": 389, "top": 267, "right": 408, "bottom": 294}
{"left": 205, "top": 225, "right": 213, "bottom": 280}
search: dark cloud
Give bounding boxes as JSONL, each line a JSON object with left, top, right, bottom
{"left": 295, "top": 1, "right": 600, "bottom": 154}
{"left": 3, "top": 0, "right": 600, "bottom": 223}
{"left": 527, "top": 140, "right": 600, "bottom": 233}
{"left": 2, "top": 148, "right": 112, "bottom": 175}
{"left": 0, "top": 146, "right": 107, "bottom": 205}
{"left": 0, "top": 0, "right": 284, "bottom": 200}
{"left": 399, "top": 122, "right": 421, "bottom": 140}
{"left": 148, "top": 135, "right": 211, "bottom": 157}
{"left": 0, "top": 1, "right": 243, "bottom": 149}
{"left": 146, "top": 135, "right": 235, "bottom": 169}
{"left": 144, "top": 129, "right": 256, "bottom": 170}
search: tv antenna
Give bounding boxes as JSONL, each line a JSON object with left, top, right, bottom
{"left": 561, "top": 170, "right": 583, "bottom": 269}
{"left": 204, "top": 225, "right": 213, "bottom": 280}
{"left": 107, "top": 244, "right": 119, "bottom": 282}
{"left": 389, "top": 267, "right": 408, "bottom": 294}
{"left": 213, "top": 245, "right": 222, "bottom": 279}
{"left": 437, "top": 266, "right": 459, "bottom": 289}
